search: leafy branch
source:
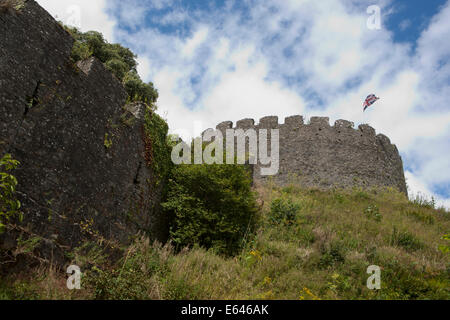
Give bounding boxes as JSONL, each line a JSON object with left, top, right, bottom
{"left": 0, "top": 153, "right": 23, "bottom": 233}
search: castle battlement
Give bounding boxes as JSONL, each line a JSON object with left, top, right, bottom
{"left": 211, "top": 115, "right": 407, "bottom": 193}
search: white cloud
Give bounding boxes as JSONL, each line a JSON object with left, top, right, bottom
{"left": 37, "top": 0, "right": 449, "bottom": 207}
{"left": 417, "top": 1, "right": 450, "bottom": 71}
{"left": 136, "top": 56, "right": 152, "bottom": 82}
{"left": 107, "top": 0, "right": 149, "bottom": 31}
{"left": 406, "top": 171, "right": 450, "bottom": 209}
{"left": 416, "top": 0, "right": 450, "bottom": 113}
{"left": 36, "top": 0, "right": 116, "bottom": 42}
{"left": 182, "top": 27, "right": 209, "bottom": 57}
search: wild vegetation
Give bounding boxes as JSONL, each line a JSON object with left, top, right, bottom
{"left": 1, "top": 180, "right": 448, "bottom": 300}
{"left": 143, "top": 111, "right": 173, "bottom": 185}
{"left": 0, "top": 154, "right": 22, "bottom": 234}
{"left": 0, "top": 0, "right": 25, "bottom": 14}
{"left": 0, "top": 26, "right": 448, "bottom": 300}
{"left": 163, "top": 162, "right": 259, "bottom": 256}
{"left": 64, "top": 26, "right": 158, "bottom": 106}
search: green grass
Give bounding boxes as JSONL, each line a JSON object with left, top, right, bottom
{"left": 1, "top": 183, "right": 449, "bottom": 300}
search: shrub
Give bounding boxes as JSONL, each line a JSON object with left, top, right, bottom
{"left": 0, "top": 153, "right": 22, "bottom": 233}
{"left": 269, "top": 198, "right": 300, "bottom": 225}
{"left": 83, "top": 239, "right": 167, "bottom": 300}
{"left": 64, "top": 26, "right": 158, "bottom": 105}
{"left": 104, "top": 58, "right": 129, "bottom": 81}
{"left": 318, "top": 241, "right": 346, "bottom": 269}
{"left": 162, "top": 163, "right": 259, "bottom": 256}
{"left": 124, "top": 71, "right": 158, "bottom": 105}
{"left": 70, "top": 41, "right": 93, "bottom": 62}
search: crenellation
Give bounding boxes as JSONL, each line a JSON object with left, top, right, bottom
{"left": 202, "top": 128, "right": 216, "bottom": 138}
{"left": 0, "top": 0, "right": 409, "bottom": 269}
{"left": 236, "top": 118, "right": 255, "bottom": 129}
{"left": 358, "top": 124, "right": 376, "bottom": 136}
{"left": 309, "top": 116, "right": 330, "bottom": 127}
{"left": 334, "top": 119, "right": 354, "bottom": 129}
{"left": 208, "top": 115, "right": 407, "bottom": 195}
{"left": 258, "top": 116, "right": 279, "bottom": 128}
{"left": 216, "top": 121, "right": 233, "bottom": 131}
{"left": 392, "top": 144, "right": 400, "bottom": 155}
{"left": 376, "top": 134, "right": 391, "bottom": 146}
{"left": 284, "top": 115, "right": 304, "bottom": 127}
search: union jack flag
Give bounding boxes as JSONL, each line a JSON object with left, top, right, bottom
{"left": 363, "top": 94, "right": 379, "bottom": 111}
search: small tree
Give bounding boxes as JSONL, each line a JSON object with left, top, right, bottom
{"left": 124, "top": 71, "right": 158, "bottom": 104}
{"left": 64, "top": 26, "right": 158, "bottom": 105}
{"left": 163, "top": 162, "right": 259, "bottom": 256}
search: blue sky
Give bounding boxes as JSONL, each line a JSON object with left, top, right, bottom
{"left": 385, "top": 0, "right": 447, "bottom": 44}
{"left": 38, "top": 0, "right": 450, "bottom": 207}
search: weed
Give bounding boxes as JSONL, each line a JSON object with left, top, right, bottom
{"left": 364, "top": 204, "right": 382, "bottom": 221}
{"left": 104, "top": 133, "right": 113, "bottom": 149}
{"left": 269, "top": 198, "right": 301, "bottom": 225}
{"left": 390, "top": 227, "right": 424, "bottom": 252}
{"left": 318, "top": 241, "right": 346, "bottom": 269}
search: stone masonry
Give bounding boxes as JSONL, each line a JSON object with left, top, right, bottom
{"left": 213, "top": 116, "right": 407, "bottom": 194}
{"left": 0, "top": 1, "right": 166, "bottom": 267}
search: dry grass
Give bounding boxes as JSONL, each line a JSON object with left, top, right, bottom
{"left": 1, "top": 183, "right": 449, "bottom": 300}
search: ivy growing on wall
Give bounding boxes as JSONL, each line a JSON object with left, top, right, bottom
{"left": 143, "top": 108, "right": 173, "bottom": 187}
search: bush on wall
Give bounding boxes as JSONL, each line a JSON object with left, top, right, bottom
{"left": 65, "top": 26, "right": 158, "bottom": 105}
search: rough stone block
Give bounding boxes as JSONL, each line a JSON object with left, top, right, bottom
{"left": 284, "top": 115, "right": 304, "bottom": 127}
{"left": 236, "top": 118, "right": 255, "bottom": 129}
{"left": 216, "top": 121, "right": 233, "bottom": 130}
{"left": 334, "top": 119, "right": 354, "bottom": 129}
{"left": 0, "top": 0, "right": 167, "bottom": 267}
{"left": 358, "top": 124, "right": 376, "bottom": 136}
{"left": 259, "top": 116, "right": 279, "bottom": 128}
{"left": 309, "top": 117, "right": 330, "bottom": 126}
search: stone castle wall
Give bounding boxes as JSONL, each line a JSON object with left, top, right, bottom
{"left": 212, "top": 115, "right": 407, "bottom": 194}
{"left": 0, "top": 0, "right": 407, "bottom": 268}
{"left": 0, "top": 0, "right": 166, "bottom": 266}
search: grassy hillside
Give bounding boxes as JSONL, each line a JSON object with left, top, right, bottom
{"left": 1, "top": 182, "right": 448, "bottom": 300}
